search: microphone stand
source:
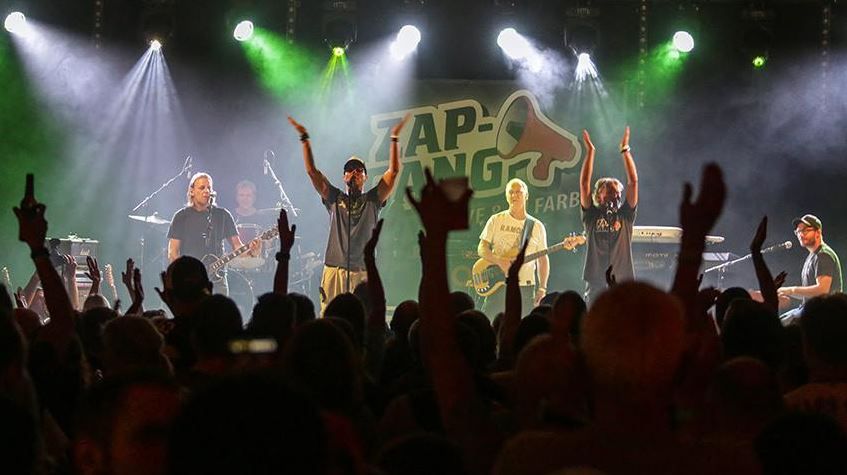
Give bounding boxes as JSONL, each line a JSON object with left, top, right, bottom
{"left": 704, "top": 243, "right": 789, "bottom": 275}
{"left": 129, "top": 156, "right": 191, "bottom": 270}
{"left": 265, "top": 160, "right": 298, "bottom": 217}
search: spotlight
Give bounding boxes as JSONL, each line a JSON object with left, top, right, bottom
{"left": 332, "top": 46, "right": 345, "bottom": 57}
{"left": 233, "top": 20, "right": 254, "bottom": 42}
{"left": 150, "top": 39, "right": 162, "bottom": 51}
{"left": 672, "top": 31, "right": 694, "bottom": 53}
{"left": 575, "top": 52, "right": 598, "bottom": 82}
{"left": 497, "top": 28, "right": 532, "bottom": 60}
{"left": 389, "top": 25, "right": 421, "bottom": 60}
{"left": 4, "top": 11, "right": 27, "bottom": 35}
{"left": 752, "top": 55, "right": 766, "bottom": 68}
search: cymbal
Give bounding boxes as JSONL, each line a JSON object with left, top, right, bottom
{"left": 128, "top": 213, "right": 170, "bottom": 225}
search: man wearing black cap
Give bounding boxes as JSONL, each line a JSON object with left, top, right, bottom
{"left": 287, "top": 115, "right": 409, "bottom": 313}
{"left": 779, "top": 214, "right": 843, "bottom": 324}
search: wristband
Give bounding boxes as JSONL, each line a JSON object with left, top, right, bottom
{"left": 275, "top": 251, "right": 290, "bottom": 262}
{"left": 620, "top": 145, "right": 631, "bottom": 154}
{"left": 390, "top": 136, "right": 399, "bottom": 142}
{"left": 537, "top": 287, "right": 547, "bottom": 292}
{"left": 30, "top": 247, "right": 50, "bottom": 259}
{"left": 299, "top": 133, "right": 310, "bottom": 143}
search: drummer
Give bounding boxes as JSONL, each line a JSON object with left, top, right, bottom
{"left": 232, "top": 180, "right": 275, "bottom": 267}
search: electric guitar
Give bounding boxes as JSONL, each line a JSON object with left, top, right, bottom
{"left": 202, "top": 227, "right": 280, "bottom": 282}
{"left": 1, "top": 266, "right": 11, "bottom": 290}
{"left": 472, "top": 233, "right": 586, "bottom": 297}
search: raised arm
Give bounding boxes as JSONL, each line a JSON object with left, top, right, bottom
{"left": 288, "top": 116, "right": 330, "bottom": 200}
{"left": 13, "top": 174, "right": 76, "bottom": 348}
{"left": 620, "top": 126, "right": 638, "bottom": 208}
{"left": 377, "top": 114, "right": 410, "bottom": 203}
{"left": 750, "top": 216, "right": 779, "bottom": 313}
{"left": 579, "top": 130, "right": 595, "bottom": 209}
{"left": 497, "top": 240, "right": 528, "bottom": 368}
{"left": 363, "top": 219, "right": 387, "bottom": 379}
{"left": 273, "top": 209, "right": 296, "bottom": 295}
{"left": 85, "top": 256, "right": 101, "bottom": 297}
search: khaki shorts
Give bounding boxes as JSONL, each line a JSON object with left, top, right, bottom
{"left": 320, "top": 266, "right": 368, "bottom": 316}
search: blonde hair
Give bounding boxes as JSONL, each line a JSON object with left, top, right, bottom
{"left": 186, "top": 172, "right": 214, "bottom": 206}
{"left": 592, "top": 177, "right": 623, "bottom": 207}
{"left": 504, "top": 178, "right": 529, "bottom": 201}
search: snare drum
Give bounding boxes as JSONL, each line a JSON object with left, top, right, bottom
{"left": 230, "top": 224, "right": 266, "bottom": 270}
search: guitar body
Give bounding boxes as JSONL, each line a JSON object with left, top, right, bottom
{"left": 203, "top": 226, "right": 280, "bottom": 283}
{"left": 471, "top": 259, "right": 509, "bottom": 297}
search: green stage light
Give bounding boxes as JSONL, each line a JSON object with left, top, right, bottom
{"left": 752, "top": 55, "right": 766, "bottom": 68}
{"left": 332, "top": 46, "right": 345, "bottom": 57}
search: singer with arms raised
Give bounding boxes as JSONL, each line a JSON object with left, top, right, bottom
{"left": 778, "top": 214, "right": 843, "bottom": 325}
{"left": 579, "top": 127, "right": 638, "bottom": 306}
{"left": 288, "top": 115, "right": 409, "bottom": 314}
{"left": 167, "top": 173, "right": 259, "bottom": 281}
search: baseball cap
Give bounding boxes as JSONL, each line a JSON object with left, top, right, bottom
{"left": 343, "top": 156, "right": 367, "bottom": 174}
{"left": 792, "top": 214, "right": 822, "bottom": 231}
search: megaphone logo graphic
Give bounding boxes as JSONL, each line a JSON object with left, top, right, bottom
{"left": 495, "top": 91, "right": 581, "bottom": 185}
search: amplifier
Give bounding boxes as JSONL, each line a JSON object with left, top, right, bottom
{"left": 47, "top": 236, "right": 98, "bottom": 266}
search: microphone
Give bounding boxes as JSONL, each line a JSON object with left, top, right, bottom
{"left": 264, "top": 150, "right": 274, "bottom": 175}
{"left": 263, "top": 159, "right": 269, "bottom": 176}
{"left": 209, "top": 191, "right": 217, "bottom": 197}
{"left": 761, "top": 241, "right": 793, "bottom": 253}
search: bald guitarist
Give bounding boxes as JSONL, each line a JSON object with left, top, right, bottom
{"left": 476, "top": 178, "right": 549, "bottom": 319}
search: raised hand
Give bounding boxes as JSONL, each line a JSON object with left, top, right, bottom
{"left": 121, "top": 258, "right": 136, "bottom": 300}
{"left": 132, "top": 268, "right": 144, "bottom": 307}
{"left": 582, "top": 129, "right": 595, "bottom": 152}
{"left": 773, "top": 271, "right": 788, "bottom": 289}
{"left": 278, "top": 208, "right": 297, "bottom": 254}
{"left": 62, "top": 254, "right": 77, "bottom": 276}
{"left": 390, "top": 113, "right": 412, "bottom": 137}
{"left": 85, "top": 256, "right": 101, "bottom": 284}
{"left": 750, "top": 216, "right": 767, "bottom": 254}
{"left": 364, "top": 219, "right": 384, "bottom": 261}
{"left": 13, "top": 174, "right": 48, "bottom": 249}
{"left": 154, "top": 271, "right": 174, "bottom": 312}
{"left": 405, "top": 168, "right": 473, "bottom": 236}
{"left": 287, "top": 116, "right": 307, "bottom": 136}
{"left": 679, "top": 163, "right": 726, "bottom": 238}
{"left": 619, "top": 125, "right": 631, "bottom": 151}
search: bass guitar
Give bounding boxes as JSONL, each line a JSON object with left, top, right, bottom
{"left": 472, "top": 233, "right": 586, "bottom": 297}
{"left": 202, "top": 227, "right": 280, "bottom": 282}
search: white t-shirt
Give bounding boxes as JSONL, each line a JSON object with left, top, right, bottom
{"left": 479, "top": 210, "right": 548, "bottom": 286}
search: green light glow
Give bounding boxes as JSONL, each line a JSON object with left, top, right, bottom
{"left": 752, "top": 56, "right": 766, "bottom": 68}
{"left": 332, "top": 46, "right": 345, "bottom": 57}
{"left": 320, "top": 48, "right": 352, "bottom": 100}
{"left": 241, "top": 28, "right": 319, "bottom": 102}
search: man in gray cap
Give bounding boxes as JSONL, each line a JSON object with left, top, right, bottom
{"left": 779, "top": 214, "right": 843, "bottom": 324}
{"left": 287, "top": 115, "right": 409, "bottom": 313}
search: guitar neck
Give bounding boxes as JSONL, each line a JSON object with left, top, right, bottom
{"left": 524, "top": 242, "right": 566, "bottom": 262}
{"left": 210, "top": 244, "right": 253, "bottom": 271}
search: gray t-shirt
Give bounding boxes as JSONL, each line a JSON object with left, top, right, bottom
{"left": 582, "top": 202, "right": 636, "bottom": 284}
{"left": 168, "top": 206, "right": 238, "bottom": 260}
{"left": 322, "top": 184, "right": 383, "bottom": 270}
{"left": 801, "top": 242, "right": 843, "bottom": 303}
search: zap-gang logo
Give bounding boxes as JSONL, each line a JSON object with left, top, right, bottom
{"left": 366, "top": 90, "right": 583, "bottom": 202}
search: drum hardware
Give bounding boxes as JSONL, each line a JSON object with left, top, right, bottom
{"left": 128, "top": 213, "right": 171, "bottom": 226}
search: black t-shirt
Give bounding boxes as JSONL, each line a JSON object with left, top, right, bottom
{"left": 168, "top": 206, "right": 238, "bottom": 260}
{"left": 801, "top": 242, "right": 843, "bottom": 303}
{"left": 581, "top": 202, "right": 637, "bottom": 284}
{"left": 322, "top": 184, "right": 383, "bottom": 270}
